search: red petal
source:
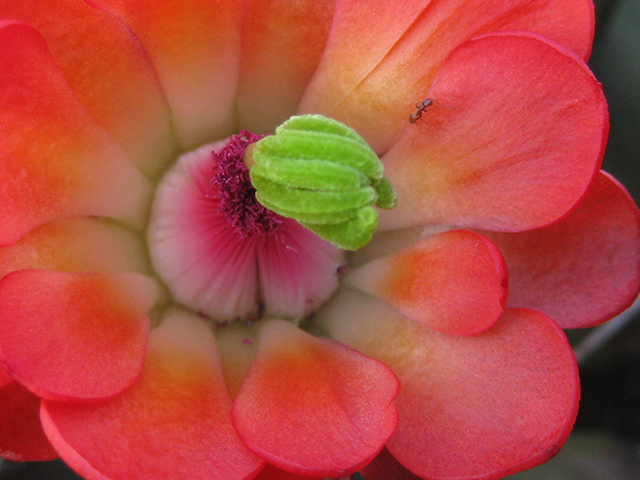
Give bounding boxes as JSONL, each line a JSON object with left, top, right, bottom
{"left": 233, "top": 319, "right": 399, "bottom": 477}
{"left": 0, "top": 21, "right": 151, "bottom": 245}
{"left": 361, "top": 448, "right": 422, "bottom": 480}
{"left": 237, "top": 0, "right": 335, "bottom": 132}
{"left": 345, "top": 230, "right": 507, "bottom": 335}
{"left": 485, "top": 171, "right": 640, "bottom": 328}
{"left": 0, "top": 270, "right": 157, "bottom": 401}
{"left": 379, "top": 32, "right": 607, "bottom": 232}
{"left": 0, "top": 218, "right": 149, "bottom": 280}
{"left": 319, "top": 291, "right": 579, "bottom": 480}
{"left": 86, "top": 0, "right": 246, "bottom": 148}
{"left": 2, "top": 0, "right": 177, "bottom": 176}
{"left": 301, "top": 0, "right": 593, "bottom": 153}
{"left": 0, "top": 380, "right": 57, "bottom": 461}
{"left": 41, "top": 309, "right": 264, "bottom": 480}
{"left": 254, "top": 464, "right": 325, "bottom": 480}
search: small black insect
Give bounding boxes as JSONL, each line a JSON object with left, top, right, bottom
{"left": 409, "top": 98, "right": 435, "bottom": 124}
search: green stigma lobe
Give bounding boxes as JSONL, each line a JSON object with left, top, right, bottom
{"left": 247, "top": 114, "right": 396, "bottom": 250}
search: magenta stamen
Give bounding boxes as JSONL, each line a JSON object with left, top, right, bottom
{"left": 211, "top": 131, "right": 283, "bottom": 238}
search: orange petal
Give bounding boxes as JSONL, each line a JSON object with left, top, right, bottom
{"left": 0, "top": 380, "right": 57, "bottom": 461}
{"left": 41, "top": 309, "right": 264, "bottom": 480}
{"left": 0, "top": 217, "right": 149, "bottom": 280}
{"left": 0, "top": 21, "right": 152, "bottom": 245}
{"left": 2, "top": 0, "right": 177, "bottom": 176}
{"left": 346, "top": 230, "right": 507, "bottom": 335}
{"left": 319, "top": 291, "right": 579, "bottom": 480}
{"left": 86, "top": 0, "right": 247, "bottom": 148}
{"left": 486, "top": 171, "right": 640, "bottom": 328}
{"left": 301, "top": 0, "right": 594, "bottom": 153}
{"left": 379, "top": 32, "right": 606, "bottom": 232}
{"left": 236, "top": 0, "right": 335, "bottom": 132}
{"left": 0, "top": 270, "right": 158, "bottom": 401}
{"left": 233, "top": 319, "right": 399, "bottom": 477}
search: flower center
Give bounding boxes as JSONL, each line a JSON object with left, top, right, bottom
{"left": 211, "top": 131, "right": 282, "bottom": 238}
{"left": 146, "top": 132, "right": 346, "bottom": 324}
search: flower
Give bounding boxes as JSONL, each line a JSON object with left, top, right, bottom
{"left": 0, "top": 1, "right": 639, "bottom": 480}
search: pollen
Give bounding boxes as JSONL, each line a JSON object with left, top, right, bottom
{"left": 211, "top": 131, "right": 282, "bottom": 238}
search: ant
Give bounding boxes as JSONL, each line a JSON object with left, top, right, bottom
{"left": 409, "top": 98, "right": 434, "bottom": 124}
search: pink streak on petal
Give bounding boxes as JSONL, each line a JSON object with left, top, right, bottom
{"left": 257, "top": 220, "right": 345, "bottom": 320}
{"left": 148, "top": 141, "right": 345, "bottom": 322}
{"left": 148, "top": 143, "right": 262, "bottom": 321}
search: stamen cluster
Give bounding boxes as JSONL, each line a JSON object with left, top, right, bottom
{"left": 211, "top": 131, "right": 282, "bottom": 238}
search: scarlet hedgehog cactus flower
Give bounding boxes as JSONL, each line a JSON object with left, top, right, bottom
{"left": 0, "top": 0, "right": 639, "bottom": 479}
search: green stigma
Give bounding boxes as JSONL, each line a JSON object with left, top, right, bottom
{"left": 244, "top": 114, "right": 396, "bottom": 250}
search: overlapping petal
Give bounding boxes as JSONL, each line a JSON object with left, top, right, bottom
{"left": 0, "top": 374, "right": 57, "bottom": 462}
{"left": 0, "top": 0, "right": 177, "bottom": 176}
{"left": 345, "top": 230, "right": 507, "bottom": 335}
{"left": 0, "top": 20, "right": 152, "bottom": 245}
{"left": 379, "top": 32, "right": 607, "bottom": 232}
{"left": 85, "top": 0, "right": 247, "bottom": 148}
{"left": 484, "top": 171, "right": 640, "bottom": 328}
{"left": 236, "top": 0, "right": 335, "bottom": 132}
{"left": 0, "top": 218, "right": 149, "bottom": 280}
{"left": 233, "top": 319, "right": 399, "bottom": 477}
{"left": 41, "top": 309, "right": 264, "bottom": 480}
{"left": 361, "top": 448, "right": 423, "bottom": 480}
{"left": 317, "top": 291, "right": 579, "bottom": 480}
{"left": 254, "top": 464, "right": 326, "bottom": 480}
{"left": 0, "top": 270, "right": 158, "bottom": 401}
{"left": 300, "top": 0, "right": 594, "bottom": 152}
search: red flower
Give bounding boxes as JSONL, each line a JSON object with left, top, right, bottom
{"left": 0, "top": 1, "right": 639, "bottom": 479}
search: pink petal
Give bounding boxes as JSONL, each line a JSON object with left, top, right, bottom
{"left": 0, "top": 21, "right": 152, "bottom": 245}
{"left": 0, "top": 270, "right": 158, "bottom": 401}
{"left": 318, "top": 291, "right": 579, "bottom": 480}
{"left": 236, "top": 0, "right": 335, "bottom": 132}
{"left": 0, "top": 380, "right": 57, "bottom": 461}
{"left": 345, "top": 230, "right": 507, "bottom": 335}
{"left": 301, "top": 0, "right": 594, "bottom": 153}
{"left": 86, "top": 0, "right": 246, "bottom": 148}
{"left": 148, "top": 143, "right": 345, "bottom": 321}
{"left": 232, "top": 319, "right": 399, "bottom": 477}
{"left": 485, "top": 171, "right": 640, "bottom": 328}
{"left": 257, "top": 220, "right": 345, "bottom": 320}
{"left": 147, "top": 144, "right": 261, "bottom": 321}
{"left": 41, "top": 309, "right": 264, "bottom": 480}
{"left": 379, "top": 32, "right": 607, "bottom": 232}
{"left": 2, "top": 0, "right": 177, "bottom": 176}
{"left": 0, "top": 217, "right": 149, "bottom": 280}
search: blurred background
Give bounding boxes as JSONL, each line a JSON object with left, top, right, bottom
{"left": 1, "top": 0, "right": 639, "bottom": 478}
